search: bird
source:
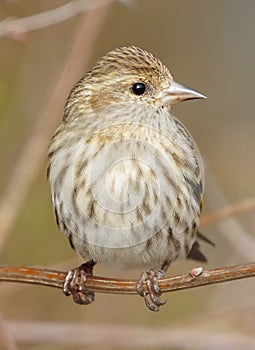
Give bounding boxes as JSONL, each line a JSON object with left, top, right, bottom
{"left": 47, "top": 46, "right": 212, "bottom": 311}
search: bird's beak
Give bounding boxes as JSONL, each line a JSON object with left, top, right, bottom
{"left": 164, "top": 81, "right": 207, "bottom": 105}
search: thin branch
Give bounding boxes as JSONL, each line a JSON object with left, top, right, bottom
{"left": 204, "top": 169, "right": 255, "bottom": 260}
{"left": 1, "top": 263, "right": 255, "bottom": 295}
{"left": 0, "top": 0, "right": 123, "bottom": 38}
{"left": 6, "top": 321, "right": 255, "bottom": 349}
{"left": 201, "top": 197, "right": 255, "bottom": 227}
{"left": 0, "top": 315, "right": 19, "bottom": 350}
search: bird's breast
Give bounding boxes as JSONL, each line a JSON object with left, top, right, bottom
{"left": 49, "top": 118, "right": 202, "bottom": 250}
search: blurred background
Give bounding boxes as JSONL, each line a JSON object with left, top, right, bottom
{"left": 0, "top": 0, "right": 255, "bottom": 349}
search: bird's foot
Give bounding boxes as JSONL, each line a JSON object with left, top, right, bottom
{"left": 63, "top": 260, "right": 96, "bottom": 305}
{"left": 136, "top": 269, "right": 167, "bottom": 312}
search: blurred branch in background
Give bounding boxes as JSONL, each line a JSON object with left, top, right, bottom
{"left": 0, "top": 0, "right": 125, "bottom": 41}
{"left": 0, "top": 0, "right": 115, "bottom": 251}
{"left": 205, "top": 168, "right": 255, "bottom": 260}
{"left": 5, "top": 321, "right": 255, "bottom": 349}
{"left": 202, "top": 166, "right": 255, "bottom": 314}
{"left": 0, "top": 315, "right": 19, "bottom": 350}
{"left": 201, "top": 197, "right": 255, "bottom": 228}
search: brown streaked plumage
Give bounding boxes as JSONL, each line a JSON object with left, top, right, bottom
{"left": 47, "top": 46, "right": 212, "bottom": 311}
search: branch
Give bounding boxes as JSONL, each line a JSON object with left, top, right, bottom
{"left": 0, "top": 315, "right": 19, "bottom": 350}
{"left": 204, "top": 170, "right": 255, "bottom": 261}
{"left": 6, "top": 321, "right": 255, "bottom": 349}
{"left": 0, "top": 0, "right": 124, "bottom": 39}
{"left": 201, "top": 197, "right": 255, "bottom": 227}
{"left": 1, "top": 263, "right": 255, "bottom": 295}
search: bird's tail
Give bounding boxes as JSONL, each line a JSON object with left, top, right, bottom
{"left": 187, "top": 231, "right": 215, "bottom": 262}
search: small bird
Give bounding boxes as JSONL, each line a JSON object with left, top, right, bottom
{"left": 47, "top": 46, "right": 211, "bottom": 311}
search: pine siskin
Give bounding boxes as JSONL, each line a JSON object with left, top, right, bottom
{"left": 47, "top": 46, "right": 211, "bottom": 311}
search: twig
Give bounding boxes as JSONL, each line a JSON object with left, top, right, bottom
{"left": 0, "top": 0, "right": 122, "bottom": 38}
{"left": 5, "top": 321, "right": 255, "bottom": 349}
{"left": 1, "top": 263, "right": 255, "bottom": 295}
{"left": 201, "top": 197, "right": 255, "bottom": 227}
{"left": 0, "top": 315, "right": 19, "bottom": 350}
{"left": 204, "top": 170, "right": 255, "bottom": 260}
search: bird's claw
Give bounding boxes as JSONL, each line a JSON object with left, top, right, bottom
{"left": 63, "top": 261, "right": 95, "bottom": 305}
{"left": 136, "top": 270, "right": 167, "bottom": 312}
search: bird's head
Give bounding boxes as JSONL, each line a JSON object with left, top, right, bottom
{"left": 89, "top": 46, "right": 205, "bottom": 107}
{"left": 64, "top": 46, "right": 205, "bottom": 120}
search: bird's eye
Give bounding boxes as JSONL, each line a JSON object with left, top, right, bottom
{"left": 131, "top": 82, "right": 146, "bottom": 96}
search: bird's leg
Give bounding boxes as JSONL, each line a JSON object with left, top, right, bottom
{"left": 136, "top": 261, "right": 170, "bottom": 312}
{"left": 63, "top": 260, "right": 96, "bottom": 305}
